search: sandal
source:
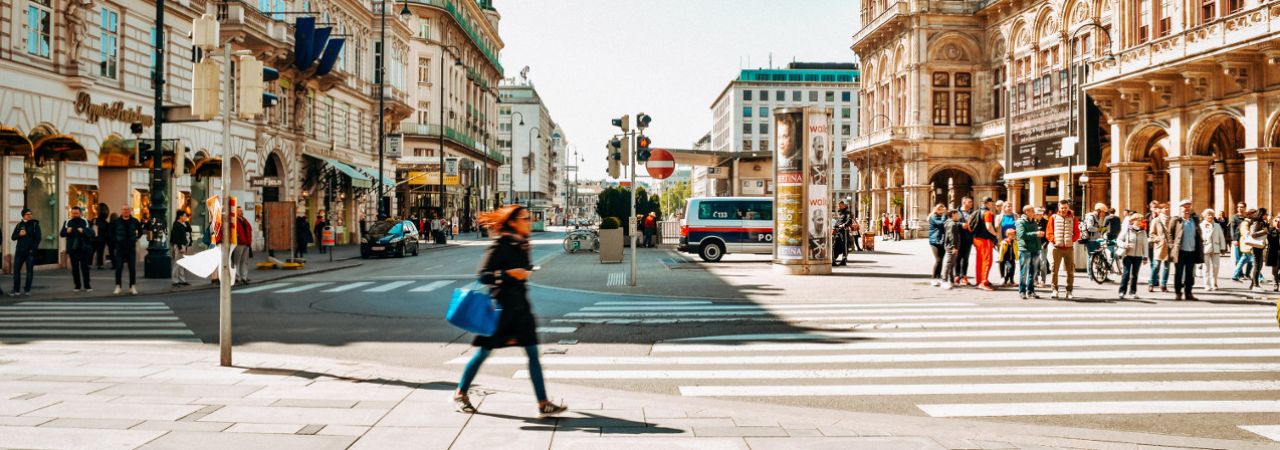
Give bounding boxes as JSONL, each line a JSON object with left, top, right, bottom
{"left": 536, "top": 401, "right": 568, "bottom": 418}
{"left": 453, "top": 393, "right": 476, "bottom": 414}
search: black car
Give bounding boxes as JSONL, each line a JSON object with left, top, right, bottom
{"left": 361, "top": 220, "right": 420, "bottom": 258}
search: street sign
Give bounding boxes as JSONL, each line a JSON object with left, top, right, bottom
{"left": 249, "top": 176, "right": 282, "bottom": 188}
{"left": 387, "top": 134, "right": 403, "bottom": 159}
{"left": 645, "top": 148, "right": 675, "bottom": 179}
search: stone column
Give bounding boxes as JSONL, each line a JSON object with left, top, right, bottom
{"left": 1027, "top": 176, "right": 1045, "bottom": 209}
{"left": 904, "top": 184, "right": 931, "bottom": 238}
{"left": 972, "top": 184, "right": 1001, "bottom": 203}
{"left": 1166, "top": 155, "right": 1213, "bottom": 211}
{"left": 1110, "top": 162, "right": 1149, "bottom": 212}
{"left": 1239, "top": 147, "right": 1280, "bottom": 214}
{"left": 1006, "top": 179, "right": 1026, "bottom": 210}
{"left": 1083, "top": 170, "right": 1110, "bottom": 210}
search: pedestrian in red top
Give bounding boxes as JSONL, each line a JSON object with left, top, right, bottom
{"left": 892, "top": 214, "right": 904, "bottom": 241}
{"left": 971, "top": 197, "right": 1000, "bottom": 290}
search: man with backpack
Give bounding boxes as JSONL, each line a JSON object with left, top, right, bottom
{"left": 971, "top": 197, "right": 1000, "bottom": 291}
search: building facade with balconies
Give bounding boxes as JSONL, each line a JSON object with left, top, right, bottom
{"left": 850, "top": 0, "right": 1280, "bottom": 229}
{"left": 497, "top": 79, "right": 564, "bottom": 223}
{"left": 396, "top": 0, "right": 503, "bottom": 227}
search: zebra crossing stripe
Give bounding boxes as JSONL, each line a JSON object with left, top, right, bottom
{"left": 566, "top": 312, "right": 1263, "bottom": 321}
{"left": 917, "top": 400, "right": 1280, "bottom": 417}
{"left": 666, "top": 327, "right": 1280, "bottom": 342}
{"left": 15, "top": 302, "right": 167, "bottom": 306}
{"left": 514, "top": 363, "right": 1280, "bottom": 380}
{"left": 449, "top": 348, "right": 1280, "bottom": 366}
{"left": 0, "top": 306, "right": 171, "bottom": 311}
{"left": 579, "top": 302, "right": 979, "bottom": 311}
{"left": 235, "top": 282, "right": 293, "bottom": 293}
{"left": 564, "top": 306, "right": 1270, "bottom": 318}
{"left": 323, "top": 282, "right": 376, "bottom": 292}
{"left": 0, "top": 311, "right": 174, "bottom": 316}
{"left": 649, "top": 336, "right": 1280, "bottom": 353}
{"left": 0, "top": 317, "right": 178, "bottom": 322}
{"left": 1239, "top": 425, "right": 1280, "bottom": 441}
{"left": 593, "top": 301, "right": 714, "bottom": 306}
{"left": 555, "top": 317, "right": 1277, "bottom": 327}
{"left": 365, "top": 281, "right": 415, "bottom": 292}
{"left": 276, "top": 282, "right": 334, "bottom": 293}
{"left": 0, "top": 329, "right": 196, "bottom": 337}
{"left": 409, "top": 281, "right": 453, "bottom": 292}
{"left": 0, "top": 322, "right": 187, "bottom": 328}
{"left": 677, "top": 380, "right": 1280, "bottom": 397}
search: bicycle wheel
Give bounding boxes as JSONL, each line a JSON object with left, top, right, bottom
{"left": 1089, "top": 253, "right": 1109, "bottom": 284}
{"left": 563, "top": 237, "right": 578, "bottom": 254}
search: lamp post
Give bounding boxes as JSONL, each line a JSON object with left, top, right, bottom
{"left": 508, "top": 111, "right": 525, "bottom": 202}
{"left": 436, "top": 44, "right": 462, "bottom": 218}
{"left": 143, "top": 0, "right": 170, "bottom": 278}
{"left": 1066, "top": 20, "right": 1115, "bottom": 209}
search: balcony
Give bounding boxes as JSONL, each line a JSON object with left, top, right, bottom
{"left": 974, "top": 118, "right": 1006, "bottom": 141}
{"left": 1092, "top": 4, "right": 1280, "bottom": 83}
{"left": 399, "top": 122, "right": 482, "bottom": 152}
{"left": 216, "top": 0, "right": 292, "bottom": 53}
{"left": 403, "top": 0, "right": 504, "bottom": 74}
{"left": 845, "top": 126, "right": 906, "bottom": 155}
{"left": 852, "top": 1, "right": 909, "bottom": 52}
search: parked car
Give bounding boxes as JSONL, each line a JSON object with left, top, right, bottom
{"left": 677, "top": 197, "right": 773, "bottom": 262}
{"left": 361, "top": 220, "right": 420, "bottom": 259}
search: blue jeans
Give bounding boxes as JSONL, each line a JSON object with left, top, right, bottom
{"left": 1018, "top": 251, "right": 1039, "bottom": 294}
{"left": 1119, "top": 256, "right": 1143, "bottom": 295}
{"left": 1233, "top": 252, "right": 1255, "bottom": 281}
{"left": 458, "top": 345, "right": 548, "bottom": 402}
{"left": 1148, "top": 259, "right": 1169, "bottom": 287}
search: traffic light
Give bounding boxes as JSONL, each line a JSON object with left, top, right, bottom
{"left": 636, "top": 113, "right": 651, "bottom": 130}
{"left": 606, "top": 143, "right": 620, "bottom": 179}
{"left": 611, "top": 115, "right": 630, "bottom": 133}
{"left": 191, "top": 14, "right": 220, "bottom": 120}
{"left": 636, "top": 135, "right": 652, "bottom": 162}
{"left": 237, "top": 55, "right": 280, "bottom": 119}
{"left": 618, "top": 136, "right": 630, "bottom": 165}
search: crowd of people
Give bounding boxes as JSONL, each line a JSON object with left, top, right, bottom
{"left": 925, "top": 196, "right": 1280, "bottom": 300}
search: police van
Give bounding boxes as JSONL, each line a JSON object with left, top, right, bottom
{"left": 677, "top": 197, "right": 773, "bottom": 262}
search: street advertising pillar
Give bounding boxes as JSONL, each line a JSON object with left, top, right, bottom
{"left": 773, "top": 107, "right": 833, "bottom": 275}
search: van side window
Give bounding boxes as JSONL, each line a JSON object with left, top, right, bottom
{"left": 739, "top": 201, "right": 772, "bottom": 221}
{"left": 698, "top": 201, "right": 740, "bottom": 220}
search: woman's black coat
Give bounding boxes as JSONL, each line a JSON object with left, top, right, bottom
{"left": 472, "top": 233, "right": 538, "bottom": 349}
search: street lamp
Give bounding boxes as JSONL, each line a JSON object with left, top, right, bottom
{"left": 376, "top": 0, "right": 411, "bottom": 219}
{"left": 437, "top": 44, "right": 462, "bottom": 218}
{"left": 143, "top": 0, "right": 170, "bottom": 278}
{"left": 508, "top": 111, "right": 526, "bottom": 202}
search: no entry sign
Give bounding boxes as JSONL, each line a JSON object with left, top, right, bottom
{"left": 645, "top": 149, "right": 675, "bottom": 179}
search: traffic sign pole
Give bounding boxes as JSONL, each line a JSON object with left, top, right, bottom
{"left": 629, "top": 130, "right": 638, "bottom": 287}
{"left": 645, "top": 149, "right": 676, "bottom": 180}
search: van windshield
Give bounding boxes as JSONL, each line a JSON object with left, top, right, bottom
{"left": 697, "top": 200, "right": 772, "bottom": 221}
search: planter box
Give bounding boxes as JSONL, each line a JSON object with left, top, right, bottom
{"left": 862, "top": 233, "right": 876, "bottom": 251}
{"left": 599, "top": 228, "right": 624, "bottom": 263}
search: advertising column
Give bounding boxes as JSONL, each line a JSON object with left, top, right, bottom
{"left": 773, "top": 107, "right": 832, "bottom": 275}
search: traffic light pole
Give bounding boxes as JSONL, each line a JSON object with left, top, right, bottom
{"left": 218, "top": 42, "right": 233, "bottom": 367}
{"left": 145, "top": 0, "right": 172, "bottom": 278}
{"left": 628, "top": 130, "right": 637, "bottom": 287}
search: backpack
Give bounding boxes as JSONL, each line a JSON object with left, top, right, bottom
{"left": 967, "top": 208, "right": 991, "bottom": 240}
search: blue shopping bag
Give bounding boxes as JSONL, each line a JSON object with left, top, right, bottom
{"left": 446, "top": 288, "right": 501, "bottom": 336}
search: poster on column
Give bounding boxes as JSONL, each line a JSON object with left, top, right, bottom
{"left": 807, "top": 110, "right": 831, "bottom": 261}
{"left": 774, "top": 110, "right": 804, "bottom": 260}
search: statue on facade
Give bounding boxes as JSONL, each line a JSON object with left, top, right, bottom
{"left": 63, "top": 0, "right": 94, "bottom": 73}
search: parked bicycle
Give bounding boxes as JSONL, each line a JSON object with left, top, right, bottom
{"left": 562, "top": 227, "right": 600, "bottom": 254}
{"left": 1087, "top": 238, "right": 1122, "bottom": 284}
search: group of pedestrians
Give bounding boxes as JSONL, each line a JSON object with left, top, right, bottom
{"left": 927, "top": 196, "right": 1280, "bottom": 301}
{"left": 880, "top": 213, "right": 905, "bottom": 241}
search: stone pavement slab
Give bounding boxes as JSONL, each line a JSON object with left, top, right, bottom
{"left": 26, "top": 402, "right": 203, "bottom": 421}
{"left": 549, "top": 436, "right": 750, "bottom": 450}
{"left": 197, "top": 405, "right": 386, "bottom": 426}
{"left": 136, "top": 431, "right": 355, "bottom": 450}
{"left": 0, "top": 425, "right": 163, "bottom": 450}
{"left": 745, "top": 436, "right": 951, "bottom": 450}
{"left": 346, "top": 427, "right": 457, "bottom": 450}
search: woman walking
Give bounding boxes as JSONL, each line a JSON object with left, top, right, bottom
{"left": 1267, "top": 216, "right": 1280, "bottom": 291}
{"left": 454, "top": 205, "right": 568, "bottom": 417}
{"left": 1200, "top": 209, "right": 1228, "bottom": 291}
{"left": 1116, "top": 213, "right": 1148, "bottom": 300}
{"left": 1245, "top": 209, "right": 1269, "bottom": 292}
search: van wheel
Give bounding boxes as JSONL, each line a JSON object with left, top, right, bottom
{"left": 699, "top": 242, "right": 725, "bottom": 262}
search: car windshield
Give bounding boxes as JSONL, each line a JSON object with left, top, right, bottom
{"left": 368, "top": 222, "right": 401, "bottom": 235}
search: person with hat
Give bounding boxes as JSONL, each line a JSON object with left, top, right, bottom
{"left": 11, "top": 208, "right": 40, "bottom": 296}
{"left": 1169, "top": 199, "right": 1204, "bottom": 300}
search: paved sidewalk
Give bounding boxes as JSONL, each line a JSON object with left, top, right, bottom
{"left": 0, "top": 342, "right": 1276, "bottom": 450}
{"left": 4, "top": 241, "right": 454, "bottom": 302}
{"left": 533, "top": 238, "right": 1280, "bottom": 303}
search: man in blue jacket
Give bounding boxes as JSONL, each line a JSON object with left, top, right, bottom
{"left": 927, "top": 203, "right": 947, "bottom": 286}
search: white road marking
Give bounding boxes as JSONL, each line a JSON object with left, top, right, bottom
{"left": 679, "top": 380, "right": 1280, "bottom": 397}
{"left": 0, "top": 322, "right": 186, "bottom": 328}
{"left": 918, "top": 401, "right": 1280, "bottom": 417}
{"left": 0, "top": 311, "right": 174, "bottom": 316}
{"left": 409, "top": 281, "right": 453, "bottom": 292}
{"left": 556, "top": 318, "right": 1277, "bottom": 327}
{"left": 15, "top": 302, "right": 167, "bottom": 306}
{"left": 276, "top": 282, "right": 334, "bottom": 293}
{"left": 593, "top": 301, "right": 714, "bottom": 306}
{"left": 515, "top": 363, "right": 1280, "bottom": 380}
{"left": 322, "top": 281, "right": 376, "bottom": 292}
{"left": 234, "top": 282, "right": 293, "bottom": 293}
{"left": 649, "top": 337, "right": 1280, "bottom": 353}
{"left": 580, "top": 302, "right": 979, "bottom": 311}
{"left": 665, "top": 327, "right": 1280, "bottom": 342}
{"left": 1239, "top": 425, "right": 1280, "bottom": 442}
{"left": 606, "top": 272, "right": 625, "bottom": 287}
{"left": 364, "top": 281, "right": 416, "bottom": 292}
{"left": 0, "top": 317, "right": 178, "bottom": 322}
{"left": 565, "top": 306, "right": 1269, "bottom": 318}
{"left": 537, "top": 327, "right": 578, "bottom": 334}
{"left": 449, "top": 348, "right": 1280, "bottom": 366}
{"left": 0, "top": 329, "right": 196, "bottom": 337}
{"left": 0, "top": 306, "right": 170, "bottom": 311}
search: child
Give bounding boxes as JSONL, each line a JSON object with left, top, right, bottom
{"left": 997, "top": 228, "right": 1018, "bottom": 286}
{"left": 940, "top": 210, "right": 962, "bottom": 289}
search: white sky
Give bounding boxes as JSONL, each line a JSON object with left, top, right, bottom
{"left": 496, "top": 0, "right": 857, "bottom": 179}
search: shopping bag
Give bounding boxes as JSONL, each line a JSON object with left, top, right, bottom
{"left": 446, "top": 288, "right": 501, "bottom": 336}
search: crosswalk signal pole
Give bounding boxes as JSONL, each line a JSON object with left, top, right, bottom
{"left": 218, "top": 43, "right": 234, "bottom": 367}
{"left": 628, "top": 130, "right": 637, "bottom": 287}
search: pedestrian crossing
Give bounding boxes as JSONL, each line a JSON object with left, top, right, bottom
{"left": 0, "top": 301, "right": 198, "bottom": 342}
{"left": 232, "top": 279, "right": 467, "bottom": 295}
{"left": 456, "top": 298, "right": 1280, "bottom": 439}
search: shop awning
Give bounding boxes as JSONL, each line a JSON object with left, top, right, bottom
{"left": 99, "top": 137, "right": 139, "bottom": 168}
{"left": 32, "top": 134, "right": 88, "bottom": 163}
{"left": 354, "top": 166, "right": 395, "bottom": 189}
{"left": 0, "top": 126, "right": 33, "bottom": 157}
{"left": 309, "top": 155, "right": 372, "bottom": 188}
{"left": 191, "top": 156, "right": 222, "bottom": 178}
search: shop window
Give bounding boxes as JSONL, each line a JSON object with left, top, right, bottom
{"left": 27, "top": 0, "right": 52, "bottom": 58}
{"left": 99, "top": 8, "right": 119, "bottom": 79}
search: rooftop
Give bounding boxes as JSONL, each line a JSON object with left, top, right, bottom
{"left": 737, "top": 62, "right": 860, "bottom": 83}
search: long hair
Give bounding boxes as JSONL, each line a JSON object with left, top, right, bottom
{"left": 477, "top": 205, "right": 527, "bottom": 235}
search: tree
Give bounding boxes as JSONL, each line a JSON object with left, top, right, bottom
{"left": 659, "top": 181, "right": 691, "bottom": 219}
{"left": 596, "top": 185, "right": 662, "bottom": 235}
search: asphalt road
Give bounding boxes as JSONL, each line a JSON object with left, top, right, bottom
{"left": 3, "top": 231, "right": 1279, "bottom": 444}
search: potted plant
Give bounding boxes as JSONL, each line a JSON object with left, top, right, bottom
{"left": 598, "top": 216, "right": 624, "bottom": 263}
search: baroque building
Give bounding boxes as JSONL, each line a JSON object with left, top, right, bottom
{"left": 848, "top": 0, "right": 1280, "bottom": 231}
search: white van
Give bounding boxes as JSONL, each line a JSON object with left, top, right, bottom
{"left": 677, "top": 197, "right": 773, "bottom": 262}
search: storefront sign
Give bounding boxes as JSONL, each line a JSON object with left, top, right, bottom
{"left": 387, "top": 134, "right": 403, "bottom": 159}
{"left": 249, "top": 176, "right": 283, "bottom": 188}
{"left": 772, "top": 107, "right": 831, "bottom": 275}
{"left": 74, "top": 92, "right": 154, "bottom": 126}
{"left": 444, "top": 157, "right": 460, "bottom": 185}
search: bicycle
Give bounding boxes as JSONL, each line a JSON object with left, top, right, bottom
{"left": 562, "top": 227, "right": 600, "bottom": 254}
{"left": 1087, "top": 238, "right": 1122, "bottom": 284}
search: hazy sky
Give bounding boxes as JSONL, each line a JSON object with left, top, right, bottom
{"left": 496, "top": 0, "right": 857, "bottom": 179}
